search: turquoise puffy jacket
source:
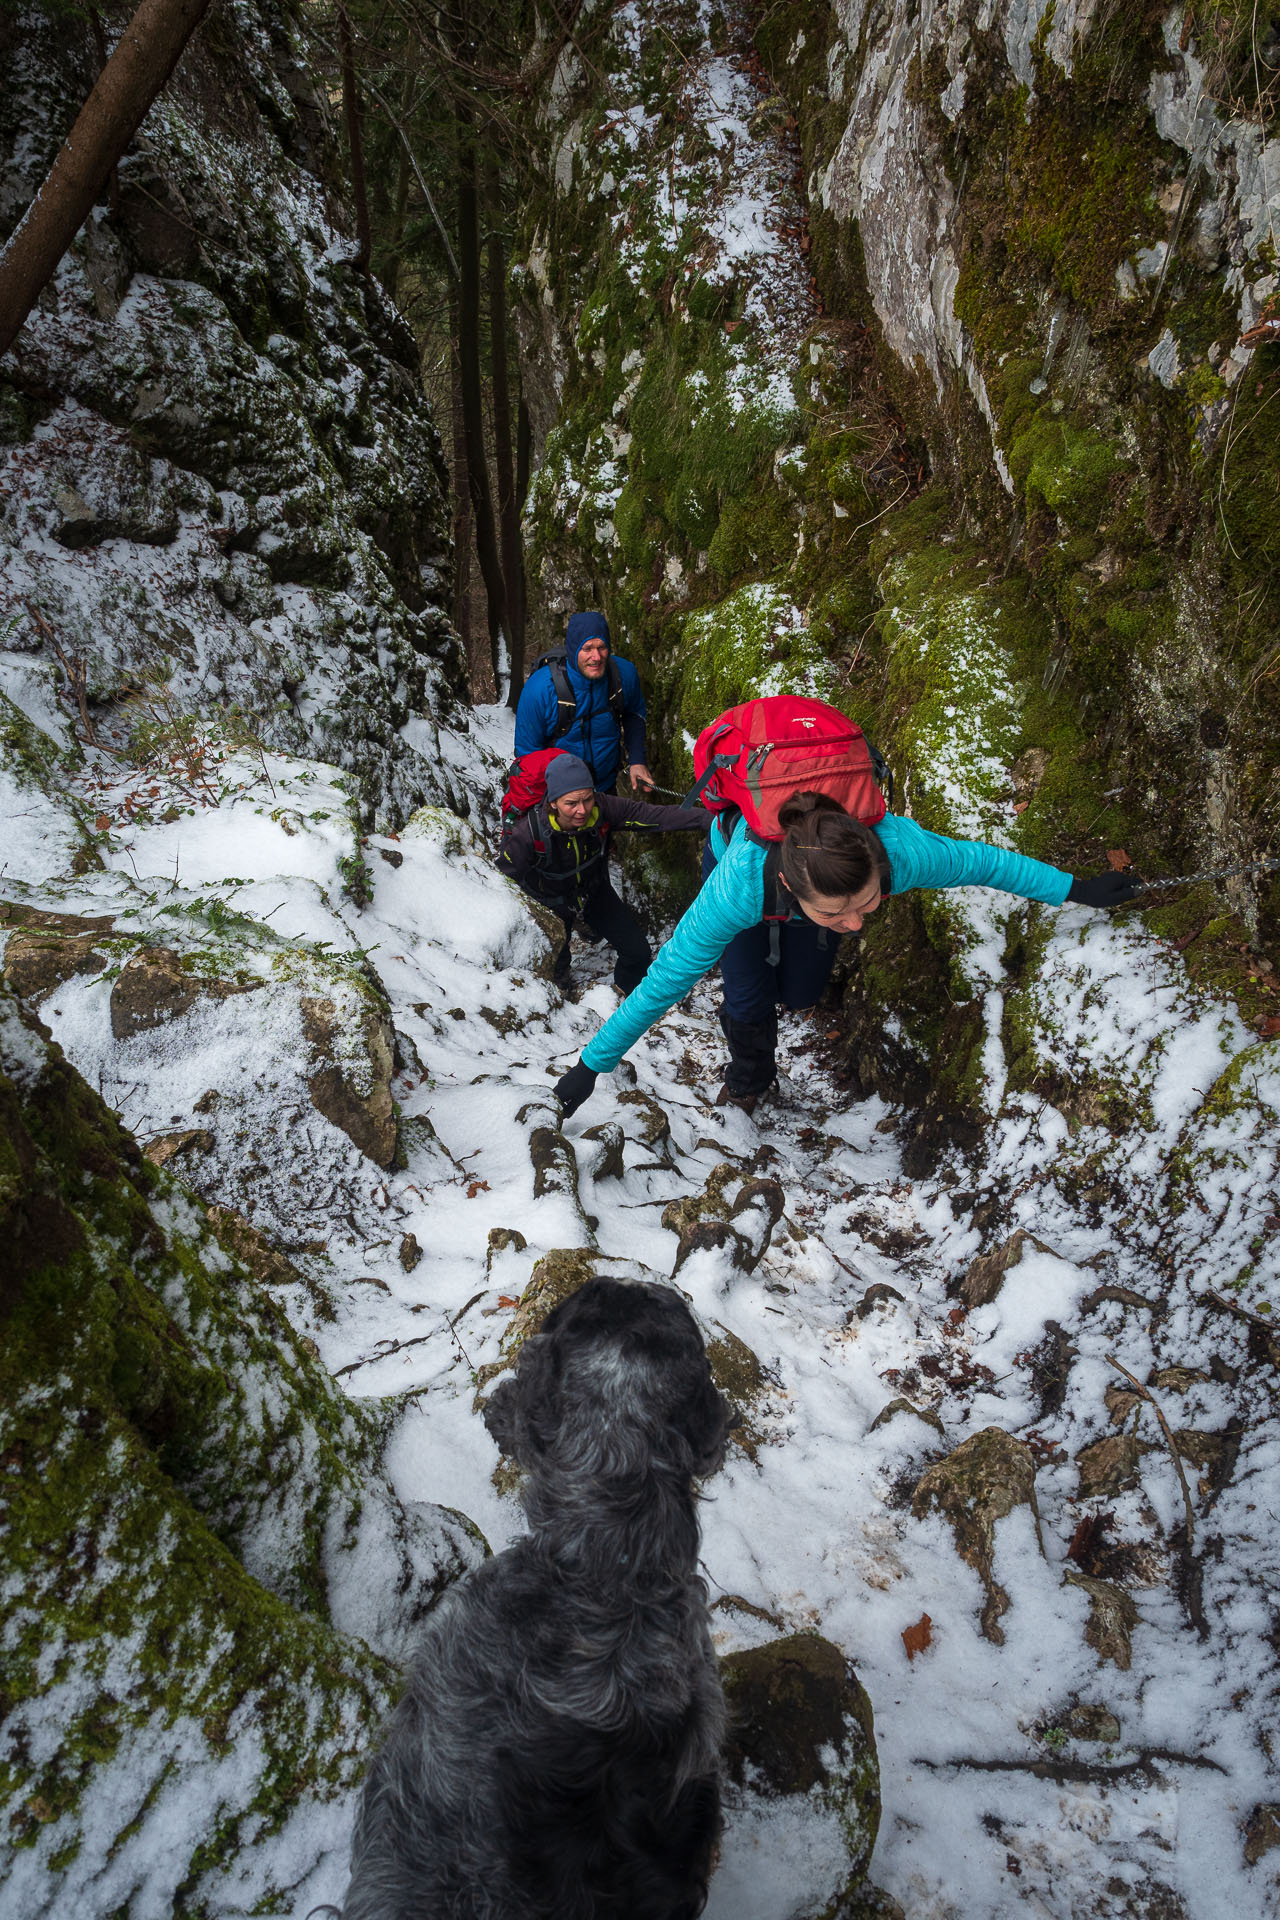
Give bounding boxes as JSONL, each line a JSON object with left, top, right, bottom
{"left": 580, "top": 811, "right": 1071, "bottom": 1073}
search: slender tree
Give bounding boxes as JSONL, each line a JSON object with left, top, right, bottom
{"left": 448, "top": 283, "right": 475, "bottom": 672}
{"left": 485, "top": 158, "right": 524, "bottom": 705}
{"left": 0, "top": 0, "right": 214, "bottom": 358}
{"left": 338, "top": 6, "right": 372, "bottom": 273}
{"left": 455, "top": 98, "right": 510, "bottom": 699}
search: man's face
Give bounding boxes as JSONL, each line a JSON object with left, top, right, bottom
{"left": 576, "top": 637, "right": 609, "bottom": 678}
{"left": 552, "top": 787, "right": 595, "bottom": 827}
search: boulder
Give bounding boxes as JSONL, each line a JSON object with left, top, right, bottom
{"left": 704, "top": 1324, "right": 767, "bottom": 1459}
{"left": 617, "top": 1086, "right": 673, "bottom": 1157}
{"left": 110, "top": 945, "right": 260, "bottom": 1039}
{"left": 1064, "top": 1570, "right": 1139, "bottom": 1670}
{"left": 1244, "top": 1802, "right": 1280, "bottom": 1867}
{"left": 1, "top": 904, "right": 114, "bottom": 1003}
{"left": 486, "top": 1225, "right": 528, "bottom": 1275}
{"left": 712, "top": 1634, "right": 883, "bottom": 1920}
{"left": 579, "top": 1120, "right": 625, "bottom": 1180}
{"left": 1076, "top": 1432, "right": 1150, "bottom": 1497}
{"left": 143, "top": 1128, "right": 214, "bottom": 1169}
{"left": 957, "top": 1228, "right": 1051, "bottom": 1308}
{"left": 301, "top": 992, "right": 397, "bottom": 1168}
{"left": 672, "top": 1216, "right": 754, "bottom": 1277}
{"left": 528, "top": 1124, "right": 580, "bottom": 1202}
{"left": 912, "top": 1427, "right": 1040, "bottom": 1643}
{"left": 667, "top": 1165, "right": 784, "bottom": 1278}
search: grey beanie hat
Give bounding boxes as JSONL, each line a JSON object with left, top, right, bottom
{"left": 545, "top": 754, "right": 594, "bottom": 801}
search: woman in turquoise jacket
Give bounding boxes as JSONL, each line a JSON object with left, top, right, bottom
{"left": 553, "top": 792, "right": 1139, "bottom": 1118}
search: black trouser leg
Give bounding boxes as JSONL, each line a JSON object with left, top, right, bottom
{"left": 718, "top": 1005, "right": 779, "bottom": 1097}
{"left": 552, "top": 913, "right": 574, "bottom": 982}
{"left": 582, "top": 882, "right": 652, "bottom": 994}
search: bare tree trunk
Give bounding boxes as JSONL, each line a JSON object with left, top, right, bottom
{"left": 455, "top": 103, "right": 509, "bottom": 702}
{"left": 485, "top": 159, "right": 524, "bottom": 708}
{"left": 0, "top": 0, "right": 213, "bottom": 359}
{"left": 448, "top": 283, "right": 476, "bottom": 686}
{"left": 383, "top": 66, "right": 416, "bottom": 304}
{"left": 516, "top": 393, "right": 531, "bottom": 513}
{"left": 338, "top": 7, "right": 371, "bottom": 274}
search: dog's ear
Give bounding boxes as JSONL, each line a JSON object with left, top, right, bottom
{"left": 680, "top": 1368, "right": 736, "bottom": 1481}
{"left": 482, "top": 1331, "right": 564, "bottom": 1465}
{"left": 481, "top": 1378, "right": 520, "bottom": 1456}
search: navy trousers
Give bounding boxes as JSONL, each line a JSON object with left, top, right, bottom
{"left": 702, "top": 840, "right": 839, "bottom": 1094}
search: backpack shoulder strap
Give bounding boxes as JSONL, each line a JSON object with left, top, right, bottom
{"left": 754, "top": 835, "right": 793, "bottom": 922}
{"left": 547, "top": 659, "right": 578, "bottom": 743}
{"left": 536, "top": 655, "right": 579, "bottom": 743}
{"left": 606, "top": 658, "right": 624, "bottom": 725}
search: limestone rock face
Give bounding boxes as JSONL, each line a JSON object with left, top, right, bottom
{"left": 0, "top": 0, "right": 481, "bottom": 831}
{"left": 912, "top": 1426, "right": 1041, "bottom": 1643}
{"left": 712, "top": 1634, "right": 884, "bottom": 1920}
{"left": 0, "top": 983, "right": 482, "bottom": 1915}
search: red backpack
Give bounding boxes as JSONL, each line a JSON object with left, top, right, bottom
{"left": 685, "top": 697, "right": 891, "bottom": 945}
{"left": 501, "top": 748, "right": 572, "bottom": 821}
{"left": 687, "top": 696, "right": 890, "bottom": 835}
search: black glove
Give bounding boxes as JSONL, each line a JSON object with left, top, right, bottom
{"left": 554, "top": 1060, "right": 598, "bottom": 1117}
{"left": 1067, "top": 871, "right": 1143, "bottom": 908}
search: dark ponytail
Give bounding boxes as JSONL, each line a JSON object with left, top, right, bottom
{"left": 778, "top": 793, "right": 889, "bottom": 902}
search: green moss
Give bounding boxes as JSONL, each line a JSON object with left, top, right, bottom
{"left": 1009, "top": 417, "right": 1121, "bottom": 523}
{"left": 0, "top": 987, "right": 473, "bottom": 1902}
{"left": 667, "top": 583, "right": 835, "bottom": 769}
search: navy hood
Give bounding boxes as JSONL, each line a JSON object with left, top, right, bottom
{"left": 565, "top": 610, "right": 612, "bottom": 665}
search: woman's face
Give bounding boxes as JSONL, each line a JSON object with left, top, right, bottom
{"left": 797, "top": 874, "right": 883, "bottom": 934}
{"left": 551, "top": 787, "right": 595, "bottom": 827}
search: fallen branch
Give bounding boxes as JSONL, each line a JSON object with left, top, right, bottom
{"left": 916, "top": 1746, "right": 1227, "bottom": 1786}
{"left": 1203, "top": 1287, "right": 1279, "bottom": 1336}
{"left": 1106, "top": 1354, "right": 1205, "bottom": 1637}
{"left": 28, "top": 602, "right": 99, "bottom": 747}
{"left": 333, "top": 1326, "right": 441, "bottom": 1377}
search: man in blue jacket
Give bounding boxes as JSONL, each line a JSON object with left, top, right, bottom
{"left": 515, "top": 611, "right": 653, "bottom": 794}
{"left": 553, "top": 792, "right": 1140, "bottom": 1118}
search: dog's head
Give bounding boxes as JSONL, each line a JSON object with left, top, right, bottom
{"left": 482, "top": 1277, "right": 733, "bottom": 1483}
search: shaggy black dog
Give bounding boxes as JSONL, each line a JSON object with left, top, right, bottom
{"left": 339, "top": 1276, "right": 735, "bottom": 1920}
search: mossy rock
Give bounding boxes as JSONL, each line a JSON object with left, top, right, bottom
{"left": 912, "top": 1427, "right": 1041, "bottom": 1644}
{"left": 0, "top": 983, "right": 480, "bottom": 1911}
{"left": 713, "top": 1634, "right": 880, "bottom": 1918}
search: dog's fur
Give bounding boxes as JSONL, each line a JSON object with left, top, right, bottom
{"left": 340, "top": 1277, "right": 735, "bottom": 1920}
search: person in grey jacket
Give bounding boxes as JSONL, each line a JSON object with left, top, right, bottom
{"left": 498, "top": 753, "right": 708, "bottom": 992}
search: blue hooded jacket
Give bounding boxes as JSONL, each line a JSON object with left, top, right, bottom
{"left": 514, "top": 612, "right": 647, "bottom": 790}
{"left": 580, "top": 810, "right": 1072, "bottom": 1073}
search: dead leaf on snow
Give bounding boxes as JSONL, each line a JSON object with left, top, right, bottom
{"left": 902, "top": 1612, "right": 933, "bottom": 1661}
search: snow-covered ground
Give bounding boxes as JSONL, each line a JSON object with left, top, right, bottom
{"left": 5, "top": 680, "right": 1277, "bottom": 1916}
